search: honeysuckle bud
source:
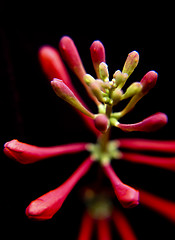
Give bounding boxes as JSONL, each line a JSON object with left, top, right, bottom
{"left": 90, "top": 40, "right": 106, "bottom": 79}
{"left": 118, "top": 138, "right": 175, "bottom": 153}
{"left": 51, "top": 78, "right": 95, "bottom": 119}
{"left": 38, "top": 45, "right": 73, "bottom": 88}
{"left": 26, "top": 156, "right": 93, "bottom": 220}
{"left": 119, "top": 71, "right": 158, "bottom": 117}
{"left": 122, "top": 82, "right": 142, "bottom": 99}
{"left": 122, "top": 51, "right": 139, "bottom": 77}
{"left": 94, "top": 114, "right": 109, "bottom": 133}
{"left": 97, "top": 219, "right": 112, "bottom": 240}
{"left": 112, "top": 70, "right": 128, "bottom": 89}
{"left": 140, "top": 70, "right": 158, "bottom": 95}
{"left": 59, "top": 36, "right": 99, "bottom": 105}
{"left": 84, "top": 74, "right": 95, "bottom": 86}
{"left": 3, "top": 139, "right": 88, "bottom": 164}
{"left": 78, "top": 211, "right": 94, "bottom": 240}
{"left": 139, "top": 190, "right": 175, "bottom": 223}
{"left": 103, "top": 164, "right": 139, "bottom": 208}
{"left": 111, "top": 88, "right": 123, "bottom": 105}
{"left": 120, "top": 151, "right": 175, "bottom": 171}
{"left": 99, "top": 62, "right": 109, "bottom": 81}
{"left": 116, "top": 112, "right": 168, "bottom": 132}
{"left": 59, "top": 36, "right": 86, "bottom": 82}
{"left": 112, "top": 209, "right": 137, "bottom": 240}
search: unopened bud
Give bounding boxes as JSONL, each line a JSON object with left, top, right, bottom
{"left": 122, "top": 51, "right": 139, "bottom": 77}
{"left": 51, "top": 78, "right": 95, "bottom": 119}
{"left": 99, "top": 62, "right": 109, "bottom": 81}
{"left": 122, "top": 82, "right": 142, "bottom": 99}
{"left": 94, "top": 114, "right": 109, "bottom": 133}
{"left": 111, "top": 88, "right": 123, "bottom": 105}
{"left": 112, "top": 70, "right": 128, "bottom": 89}
{"left": 84, "top": 74, "right": 95, "bottom": 86}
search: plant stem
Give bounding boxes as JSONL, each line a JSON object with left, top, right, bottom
{"left": 98, "top": 104, "right": 112, "bottom": 152}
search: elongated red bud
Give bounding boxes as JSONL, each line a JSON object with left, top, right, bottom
{"left": 97, "top": 219, "right": 112, "bottom": 240}
{"left": 3, "top": 139, "right": 88, "bottom": 164}
{"left": 51, "top": 78, "right": 95, "bottom": 119}
{"left": 120, "top": 152, "right": 175, "bottom": 171}
{"left": 26, "top": 156, "right": 93, "bottom": 220}
{"left": 103, "top": 164, "right": 139, "bottom": 208}
{"left": 38, "top": 46, "right": 73, "bottom": 87}
{"left": 78, "top": 211, "right": 94, "bottom": 240}
{"left": 112, "top": 209, "right": 137, "bottom": 240}
{"left": 116, "top": 112, "right": 168, "bottom": 132}
{"left": 59, "top": 36, "right": 86, "bottom": 82}
{"left": 90, "top": 40, "right": 106, "bottom": 78}
{"left": 140, "top": 70, "right": 158, "bottom": 95}
{"left": 118, "top": 138, "right": 175, "bottom": 153}
{"left": 139, "top": 190, "right": 175, "bottom": 223}
{"left": 94, "top": 114, "right": 109, "bottom": 133}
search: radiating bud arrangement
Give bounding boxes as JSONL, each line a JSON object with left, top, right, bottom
{"left": 4, "top": 35, "right": 175, "bottom": 239}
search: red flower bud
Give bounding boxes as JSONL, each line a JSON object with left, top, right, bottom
{"left": 112, "top": 208, "right": 137, "bottom": 240}
{"left": 97, "top": 219, "right": 112, "bottom": 240}
{"left": 117, "top": 112, "right": 168, "bottom": 132}
{"left": 4, "top": 139, "right": 88, "bottom": 164}
{"left": 140, "top": 189, "right": 175, "bottom": 223}
{"left": 26, "top": 156, "right": 93, "bottom": 220}
{"left": 90, "top": 40, "right": 106, "bottom": 79}
{"left": 94, "top": 114, "right": 109, "bottom": 133}
{"left": 78, "top": 211, "right": 94, "bottom": 240}
{"left": 103, "top": 164, "right": 139, "bottom": 208}
{"left": 59, "top": 36, "right": 86, "bottom": 82}
{"left": 118, "top": 138, "right": 175, "bottom": 153}
{"left": 121, "top": 152, "right": 175, "bottom": 171}
{"left": 140, "top": 70, "right": 158, "bottom": 95}
{"left": 38, "top": 45, "right": 72, "bottom": 88}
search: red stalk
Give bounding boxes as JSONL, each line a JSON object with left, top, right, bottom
{"left": 139, "top": 190, "right": 175, "bottom": 223}
{"left": 78, "top": 211, "right": 94, "bottom": 240}
{"left": 118, "top": 138, "right": 175, "bottom": 153}
{"left": 117, "top": 112, "right": 167, "bottom": 132}
{"left": 121, "top": 152, "right": 175, "bottom": 171}
{"left": 4, "top": 139, "right": 88, "bottom": 164}
{"left": 97, "top": 218, "right": 112, "bottom": 240}
{"left": 26, "top": 156, "right": 93, "bottom": 220}
{"left": 103, "top": 164, "right": 139, "bottom": 208}
{"left": 112, "top": 208, "right": 137, "bottom": 240}
{"left": 90, "top": 40, "right": 106, "bottom": 79}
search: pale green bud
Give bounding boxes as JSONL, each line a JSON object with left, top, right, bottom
{"left": 111, "top": 88, "right": 123, "bottom": 105}
{"left": 122, "top": 51, "right": 139, "bottom": 77}
{"left": 99, "top": 62, "right": 109, "bottom": 81}
{"left": 84, "top": 74, "right": 95, "bottom": 86}
{"left": 122, "top": 82, "right": 142, "bottom": 99}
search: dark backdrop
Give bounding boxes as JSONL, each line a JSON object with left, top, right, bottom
{"left": 1, "top": 3, "right": 175, "bottom": 239}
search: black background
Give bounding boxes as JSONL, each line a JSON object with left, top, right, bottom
{"left": 1, "top": 2, "right": 175, "bottom": 239}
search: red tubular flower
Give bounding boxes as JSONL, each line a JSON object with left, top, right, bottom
{"left": 118, "top": 138, "right": 175, "bottom": 153}
{"left": 26, "top": 156, "right": 93, "bottom": 220}
{"left": 38, "top": 45, "right": 99, "bottom": 136}
{"left": 117, "top": 112, "right": 168, "bottom": 132}
{"left": 3, "top": 139, "right": 88, "bottom": 164}
{"left": 59, "top": 36, "right": 86, "bottom": 83}
{"left": 112, "top": 208, "right": 137, "bottom": 240}
{"left": 78, "top": 211, "right": 95, "bottom": 240}
{"left": 38, "top": 46, "right": 73, "bottom": 88}
{"left": 59, "top": 36, "right": 99, "bottom": 105}
{"left": 97, "top": 218, "right": 112, "bottom": 240}
{"left": 140, "top": 70, "right": 158, "bottom": 95}
{"left": 120, "top": 152, "right": 175, "bottom": 171}
{"left": 90, "top": 40, "right": 106, "bottom": 79}
{"left": 139, "top": 190, "right": 175, "bottom": 223}
{"left": 102, "top": 164, "right": 139, "bottom": 208}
